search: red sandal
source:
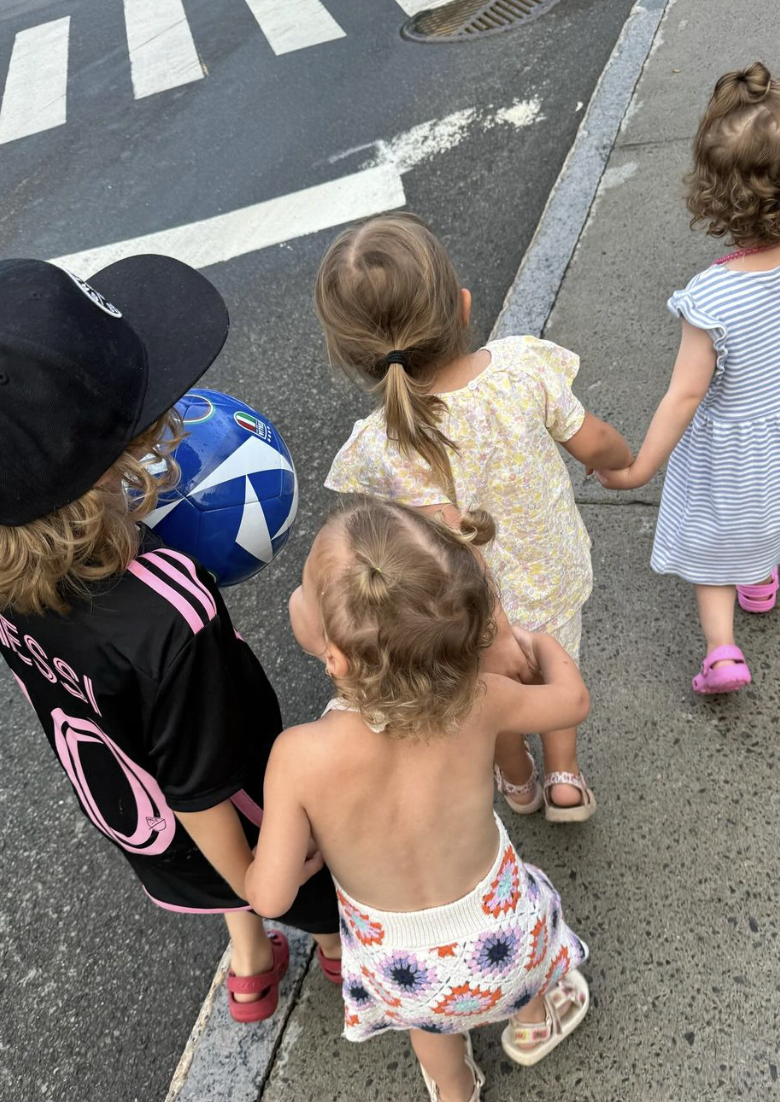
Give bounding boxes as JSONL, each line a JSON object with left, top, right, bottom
{"left": 316, "top": 945, "right": 342, "bottom": 984}
{"left": 226, "top": 930, "right": 289, "bottom": 1023}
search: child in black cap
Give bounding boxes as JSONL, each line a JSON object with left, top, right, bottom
{"left": 0, "top": 255, "right": 340, "bottom": 1021}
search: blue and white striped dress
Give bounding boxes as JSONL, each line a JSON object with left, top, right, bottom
{"left": 652, "top": 262, "right": 780, "bottom": 585}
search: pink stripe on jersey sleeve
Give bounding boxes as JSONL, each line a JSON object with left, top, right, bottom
{"left": 127, "top": 560, "right": 205, "bottom": 634}
{"left": 143, "top": 551, "right": 217, "bottom": 622}
{"left": 231, "top": 788, "right": 264, "bottom": 827}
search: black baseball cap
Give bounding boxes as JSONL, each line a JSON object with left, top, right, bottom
{"left": 0, "top": 255, "right": 229, "bottom": 526}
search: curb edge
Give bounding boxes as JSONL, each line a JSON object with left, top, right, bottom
{"left": 490, "top": 0, "right": 673, "bottom": 342}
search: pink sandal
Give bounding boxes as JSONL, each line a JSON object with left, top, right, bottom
{"left": 316, "top": 945, "right": 342, "bottom": 984}
{"left": 737, "top": 568, "right": 778, "bottom": 613}
{"left": 226, "top": 930, "right": 289, "bottom": 1022}
{"left": 692, "top": 646, "right": 751, "bottom": 695}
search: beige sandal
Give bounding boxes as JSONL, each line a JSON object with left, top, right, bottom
{"left": 501, "top": 970, "right": 589, "bottom": 1066}
{"left": 420, "top": 1032, "right": 485, "bottom": 1101}
{"left": 494, "top": 741, "right": 543, "bottom": 815}
{"left": 544, "top": 771, "right": 596, "bottom": 823}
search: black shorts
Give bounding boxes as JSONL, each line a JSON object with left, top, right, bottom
{"left": 127, "top": 813, "right": 339, "bottom": 934}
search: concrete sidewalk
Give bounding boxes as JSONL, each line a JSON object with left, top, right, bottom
{"left": 172, "top": 1, "right": 780, "bottom": 1099}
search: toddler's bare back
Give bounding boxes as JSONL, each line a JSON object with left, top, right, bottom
{"left": 298, "top": 693, "right": 502, "bottom": 913}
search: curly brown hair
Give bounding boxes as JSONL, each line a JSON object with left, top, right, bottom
{"left": 687, "top": 62, "right": 780, "bottom": 245}
{"left": 0, "top": 410, "right": 183, "bottom": 616}
{"left": 318, "top": 496, "right": 497, "bottom": 740}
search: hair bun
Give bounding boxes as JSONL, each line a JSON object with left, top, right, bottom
{"left": 713, "top": 62, "right": 773, "bottom": 112}
{"left": 458, "top": 508, "right": 496, "bottom": 547}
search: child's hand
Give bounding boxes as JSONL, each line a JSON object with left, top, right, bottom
{"left": 301, "top": 848, "right": 325, "bottom": 884}
{"left": 510, "top": 626, "right": 543, "bottom": 684}
{"left": 482, "top": 610, "right": 536, "bottom": 683}
{"left": 595, "top": 465, "right": 648, "bottom": 490}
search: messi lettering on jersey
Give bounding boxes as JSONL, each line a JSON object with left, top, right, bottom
{"left": 0, "top": 613, "right": 101, "bottom": 714}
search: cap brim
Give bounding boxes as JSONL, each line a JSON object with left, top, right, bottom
{"left": 88, "top": 254, "right": 229, "bottom": 431}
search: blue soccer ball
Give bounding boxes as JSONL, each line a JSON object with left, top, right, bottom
{"left": 145, "top": 389, "right": 298, "bottom": 586}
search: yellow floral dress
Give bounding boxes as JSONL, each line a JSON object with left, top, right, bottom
{"left": 325, "top": 335, "right": 592, "bottom": 634}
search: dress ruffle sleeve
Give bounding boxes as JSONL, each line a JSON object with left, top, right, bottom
{"left": 668, "top": 275, "right": 728, "bottom": 379}
{"left": 325, "top": 415, "right": 452, "bottom": 508}
{"left": 509, "top": 336, "right": 585, "bottom": 443}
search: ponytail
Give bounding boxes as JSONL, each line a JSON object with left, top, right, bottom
{"left": 315, "top": 212, "right": 471, "bottom": 501}
{"left": 376, "top": 357, "right": 458, "bottom": 501}
{"left": 352, "top": 554, "right": 395, "bottom": 607}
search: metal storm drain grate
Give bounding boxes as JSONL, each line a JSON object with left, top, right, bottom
{"left": 402, "top": 0, "right": 563, "bottom": 42}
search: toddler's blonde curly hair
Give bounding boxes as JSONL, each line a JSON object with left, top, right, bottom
{"left": 318, "top": 496, "right": 497, "bottom": 740}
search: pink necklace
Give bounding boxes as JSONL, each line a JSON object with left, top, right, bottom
{"left": 713, "top": 242, "right": 780, "bottom": 265}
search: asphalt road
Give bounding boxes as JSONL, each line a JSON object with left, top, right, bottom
{"left": 0, "top": 1, "right": 637, "bottom": 1099}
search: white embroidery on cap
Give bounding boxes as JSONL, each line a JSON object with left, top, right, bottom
{"left": 63, "top": 269, "right": 123, "bottom": 318}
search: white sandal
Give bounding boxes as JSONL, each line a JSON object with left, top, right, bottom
{"left": 420, "top": 1032, "right": 485, "bottom": 1101}
{"left": 543, "top": 771, "right": 596, "bottom": 823}
{"left": 494, "top": 741, "right": 543, "bottom": 815}
{"left": 501, "top": 970, "right": 589, "bottom": 1066}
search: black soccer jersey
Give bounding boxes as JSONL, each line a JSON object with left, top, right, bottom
{"left": 0, "top": 528, "right": 336, "bottom": 930}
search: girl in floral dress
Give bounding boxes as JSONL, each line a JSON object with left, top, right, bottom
{"left": 315, "top": 213, "right": 632, "bottom": 821}
{"left": 245, "top": 498, "right": 590, "bottom": 1102}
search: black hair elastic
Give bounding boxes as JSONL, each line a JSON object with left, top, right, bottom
{"left": 384, "top": 349, "right": 410, "bottom": 369}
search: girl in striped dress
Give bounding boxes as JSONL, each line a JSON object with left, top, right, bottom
{"left": 597, "top": 62, "right": 780, "bottom": 694}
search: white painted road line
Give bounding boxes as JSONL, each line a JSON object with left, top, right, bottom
{"left": 123, "top": 0, "right": 204, "bottom": 100}
{"left": 393, "top": 0, "right": 454, "bottom": 15}
{"left": 242, "top": 0, "right": 345, "bottom": 55}
{"left": 0, "top": 18, "right": 70, "bottom": 145}
{"left": 50, "top": 164, "right": 406, "bottom": 274}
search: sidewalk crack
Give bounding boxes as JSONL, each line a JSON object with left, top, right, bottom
{"left": 256, "top": 949, "right": 315, "bottom": 1100}
{"left": 574, "top": 497, "right": 659, "bottom": 507}
{"left": 617, "top": 135, "right": 692, "bottom": 150}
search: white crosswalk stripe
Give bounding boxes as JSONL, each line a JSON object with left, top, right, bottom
{"left": 242, "top": 0, "right": 346, "bottom": 55}
{"left": 0, "top": 17, "right": 70, "bottom": 145}
{"left": 0, "top": 1, "right": 444, "bottom": 145}
{"left": 123, "top": 0, "right": 205, "bottom": 100}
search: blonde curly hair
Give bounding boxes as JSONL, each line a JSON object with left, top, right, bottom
{"left": 317, "top": 496, "right": 497, "bottom": 740}
{"left": 687, "top": 61, "right": 780, "bottom": 245}
{"left": 0, "top": 410, "right": 182, "bottom": 616}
